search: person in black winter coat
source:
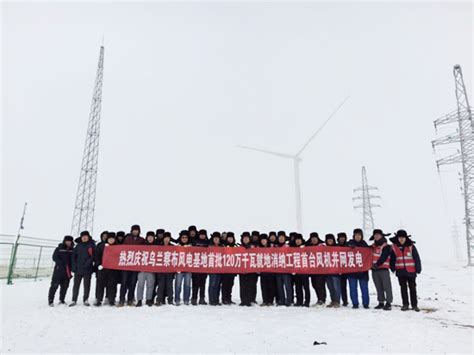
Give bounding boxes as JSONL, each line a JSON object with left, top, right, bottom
{"left": 370, "top": 229, "right": 393, "bottom": 310}
{"left": 239, "top": 232, "right": 253, "bottom": 306}
{"left": 346, "top": 229, "right": 370, "bottom": 309}
{"left": 208, "top": 232, "right": 223, "bottom": 305}
{"left": 94, "top": 232, "right": 120, "bottom": 306}
{"left": 221, "top": 232, "right": 237, "bottom": 305}
{"left": 306, "top": 232, "right": 327, "bottom": 306}
{"left": 337, "top": 232, "right": 349, "bottom": 306}
{"left": 48, "top": 236, "right": 74, "bottom": 306}
{"left": 389, "top": 230, "right": 422, "bottom": 312}
{"left": 258, "top": 234, "right": 276, "bottom": 306}
{"left": 191, "top": 229, "right": 209, "bottom": 305}
{"left": 293, "top": 234, "right": 310, "bottom": 307}
{"left": 70, "top": 231, "right": 96, "bottom": 306}
{"left": 155, "top": 232, "right": 176, "bottom": 305}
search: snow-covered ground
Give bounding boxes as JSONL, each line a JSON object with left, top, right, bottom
{"left": 1, "top": 263, "right": 472, "bottom": 353}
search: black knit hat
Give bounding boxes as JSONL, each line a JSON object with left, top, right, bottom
{"left": 156, "top": 229, "right": 165, "bottom": 235}
{"left": 353, "top": 228, "right": 363, "bottom": 238}
{"left": 100, "top": 231, "right": 108, "bottom": 240}
{"left": 251, "top": 231, "right": 260, "bottom": 236}
{"left": 80, "top": 230, "right": 90, "bottom": 237}
{"left": 116, "top": 231, "right": 126, "bottom": 239}
{"left": 211, "top": 231, "right": 221, "bottom": 239}
{"left": 369, "top": 229, "right": 390, "bottom": 241}
{"left": 146, "top": 231, "right": 155, "bottom": 237}
{"left": 131, "top": 224, "right": 141, "bottom": 233}
{"left": 179, "top": 230, "right": 189, "bottom": 237}
{"left": 310, "top": 232, "right": 319, "bottom": 239}
{"left": 106, "top": 232, "right": 116, "bottom": 243}
{"left": 277, "top": 231, "right": 286, "bottom": 237}
{"left": 294, "top": 233, "right": 304, "bottom": 242}
{"left": 337, "top": 232, "right": 348, "bottom": 240}
{"left": 325, "top": 233, "right": 336, "bottom": 243}
{"left": 226, "top": 231, "right": 235, "bottom": 239}
{"left": 163, "top": 231, "right": 172, "bottom": 239}
{"left": 269, "top": 231, "right": 277, "bottom": 237}
{"left": 63, "top": 235, "right": 74, "bottom": 243}
{"left": 260, "top": 233, "right": 268, "bottom": 240}
{"left": 241, "top": 231, "right": 250, "bottom": 238}
{"left": 188, "top": 225, "right": 197, "bottom": 232}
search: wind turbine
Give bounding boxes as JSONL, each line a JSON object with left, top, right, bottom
{"left": 238, "top": 96, "right": 349, "bottom": 232}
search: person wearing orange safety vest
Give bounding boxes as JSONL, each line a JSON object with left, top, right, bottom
{"left": 370, "top": 229, "right": 393, "bottom": 310}
{"left": 389, "top": 229, "right": 422, "bottom": 312}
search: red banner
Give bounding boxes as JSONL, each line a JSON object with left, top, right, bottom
{"left": 102, "top": 245, "right": 372, "bottom": 274}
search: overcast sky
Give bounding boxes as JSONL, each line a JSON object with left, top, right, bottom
{"left": 2, "top": 1, "right": 472, "bottom": 261}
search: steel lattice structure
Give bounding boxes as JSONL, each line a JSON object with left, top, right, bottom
{"left": 353, "top": 166, "right": 381, "bottom": 235}
{"left": 432, "top": 64, "right": 473, "bottom": 266}
{"left": 71, "top": 46, "right": 105, "bottom": 237}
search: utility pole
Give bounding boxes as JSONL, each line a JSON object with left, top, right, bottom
{"left": 71, "top": 45, "right": 105, "bottom": 237}
{"left": 353, "top": 166, "right": 380, "bottom": 235}
{"left": 7, "top": 202, "right": 27, "bottom": 285}
{"left": 238, "top": 96, "right": 349, "bottom": 232}
{"left": 432, "top": 64, "right": 473, "bottom": 266}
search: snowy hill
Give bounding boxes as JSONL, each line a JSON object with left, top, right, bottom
{"left": 1, "top": 263, "right": 472, "bottom": 353}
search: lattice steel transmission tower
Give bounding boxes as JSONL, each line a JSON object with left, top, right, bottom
{"left": 353, "top": 166, "right": 381, "bottom": 235}
{"left": 432, "top": 64, "right": 473, "bottom": 266}
{"left": 71, "top": 45, "right": 105, "bottom": 237}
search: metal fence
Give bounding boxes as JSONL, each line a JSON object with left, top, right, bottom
{"left": 0, "top": 234, "right": 59, "bottom": 283}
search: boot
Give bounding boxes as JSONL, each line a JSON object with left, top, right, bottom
{"left": 413, "top": 306, "right": 420, "bottom": 312}
{"left": 58, "top": 300, "right": 67, "bottom": 305}
{"left": 69, "top": 301, "right": 77, "bottom": 307}
{"left": 127, "top": 300, "right": 135, "bottom": 306}
{"left": 109, "top": 301, "right": 115, "bottom": 306}
{"left": 199, "top": 299, "right": 207, "bottom": 305}
{"left": 146, "top": 300, "right": 153, "bottom": 307}
{"left": 117, "top": 301, "right": 125, "bottom": 307}
{"left": 326, "top": 302, "right": 334, "bottom": 308}
{"left": 401, "top": 305, "right": 409, "bottom": 311}
{"left": 191, "top": 299, "right": 197, "bottom": 306}
{"left": 374, "top": 303, "right": 384, "bottom": 309}
{"left": 136, "top": 300, "right": 143, "bottom": 307}
{"left": 352, "top": 304, "right": 359, "bottom": 309}
{"left": 48, "top": 301, "right": 54, "bottom": 307}
{"left": 83, "top": 300, "right": 90, "bottom": 306}
{"left": 94, "top": 301, "right": 102, "bottom": 307}
{"left": 383, "top": 303, "right": 391, "bottom": 311}
{"left": 155, "top": 301, "right": 162, "bottom": 306}
{"left": 363, "top": 305, "right": 369, "bottom": 309}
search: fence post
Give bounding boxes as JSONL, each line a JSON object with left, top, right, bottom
{"left": 7, "top": 243, "right": 19, "bottom": 285}
{"left": 34, "top": 246, "right": 43, "bottom": 281}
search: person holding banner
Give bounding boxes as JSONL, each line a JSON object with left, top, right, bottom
{"left": 239, "top": 232, "right": 253, "bottom": 306}
{"left": 337, "top": 232, "right": 349, "bottom": 307}
{"left": 208, "top": 232, "right": 223, "bottom": 305}
{"left": 94, "top": 232, "right": 119, "bottom": 306}
{"left": 347, "top": 229, "right": 370, "bottom": 309}
{"left": 293, "top": 234, "right": 311, "bottom": 307}
{"left": 221, "top": 232, "right": 237, "bottom": 305}
{"left": 136, "top": 231, "right": 157, "bottom": 307}
{"left": 306, "top": 232, "right": 327, "bottom": 306}
{"left": 275, "top": 231, "right": 293, "bottom": 307}
{"left": 370, "top": 229, "right": 393, "bottom": 311}
{"left": 325, "top": 234, "right": 341, "bottom": 308}
{"left": 259, "top": 234, "right": 276, "bottom": 306}
{"left": 174, "top": 230, "right": 192, "bottom": 306}
{"left": 389, "top": 230, "right": 421, "bottom": 312}
{"left": 248, "top": 231, "right": 260, "bottom": 304}
{"left": 118, "top": 225, "right": 145, "bottom": 307}
{"left": 155, "top": 231, "right": 175, "bottom": 305}
{"left": 191, "top": 229, "right": 209, "bottom": 305}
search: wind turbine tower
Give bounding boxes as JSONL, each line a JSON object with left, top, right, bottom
{"left": 238, "top": 97, "right": 349, "bottom": 232}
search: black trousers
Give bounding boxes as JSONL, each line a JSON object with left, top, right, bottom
{"left": 156, "top": 273, "right": 175, "bottom": 303}
{"left": 119, "top": 271, "right": 138, "bottom": 303}
{"left": 294, "top": 274, "right": 310, "bottom": 306}
{"left": 191, "top": 273, "right": 207, "bottom": 301}
{"left": 221, "top": 274, "right": 236, "bottom": 302}
{"left": 398, "top": 275, "right": 418, "bottom": 307}
{"left": 340, "top": 275, "right": 348, "bottom": 304}
{"left": 72, "top": 273, "right": 92, "bottom": 302}
{"left": 48, "top": 277, "right": 70, "bottom": 303}
{"left": 248, "top": 273, "right": 258, "bottom": 303}
{"left": 310, "top": 275, "right": 327, "bottom": 303}
{"left": 260, "top": 273, "right": 277, "bottom": 304}
{"left": 96, "top": 269, "right": 119, "bottom": 303}
{"left": 239, "top": 274, "right": 253, "bottom": 305}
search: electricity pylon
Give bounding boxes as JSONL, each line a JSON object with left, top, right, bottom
{"left": 238, "top": 96, "right": 349, "bottom": 232}
{"left": 353, "top": 166, "right": 380, "bottom": 235}
{"left": 432, "top": 64, "right": 473, "bottom": 266}
{"left": 71, "top": 45, "right": 105, "bottom": 237}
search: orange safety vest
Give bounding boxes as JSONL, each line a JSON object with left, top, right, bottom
{"left": 392, "top": 245, "right": 416, "bottom": 273}
{"left": 372, "top": 243, "right": 390, "bottom": 269}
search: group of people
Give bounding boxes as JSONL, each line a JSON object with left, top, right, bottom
{"left": 48, "top": 225, "right": 422, "bottom": 311}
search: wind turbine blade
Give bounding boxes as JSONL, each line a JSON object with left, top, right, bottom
{"left": 237, "top": 145, "right": 295, "bottom": 159}
{"left": 295, "top": 96, "right": 349, "bottom": 157}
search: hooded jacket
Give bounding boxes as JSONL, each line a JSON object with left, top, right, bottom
{"left": 72, "top": 237, "right": 96, "bottom": 275}
{"left": 52, "top": 241, "right": 74, "bottom": 281}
